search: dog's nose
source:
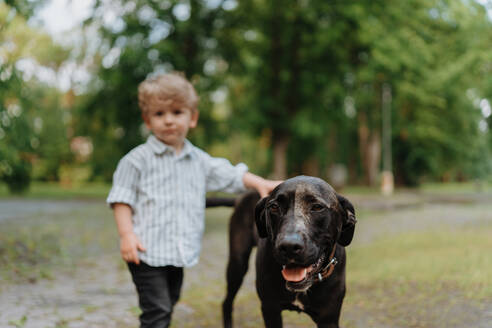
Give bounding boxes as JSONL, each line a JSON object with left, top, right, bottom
{"left": 278, "top": 233, "right": 304, "bottom": 257}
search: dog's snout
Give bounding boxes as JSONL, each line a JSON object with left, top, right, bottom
{"left": 278, "top": 233, "right": 304, "bottom": 257}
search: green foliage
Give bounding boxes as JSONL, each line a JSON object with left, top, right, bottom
{"left": 339, "top": 0, "right": 492, "bottom": 184}
{"left": 218, "top": 0, "right": 356, "bottom": 175}
{"left": 0, "top": 2, "right": 71, "bottom": 193}
{"left": 4, "top": 0, "right": 45, "bottom": 17}
{"left": 8, "top": 315, "right": 27, "bottom": 328}
{"left": 0, "top": 155, "right": 31, "bottom": 194}
{"left": 0, "top": 181, "right": 110, "bottom": 199}
{"left": 29, "top": 86, "right": 73, "bottom": 181}
{"left": 0, "top": 72, "right": 33, "bottom": 193}
{"left": 77, "top": 0, "right": 492, "bottom": 184}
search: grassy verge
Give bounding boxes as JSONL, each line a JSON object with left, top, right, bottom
{"left": 342, "top": 180, "right": 492, "bottom": 196}
{"left": 348, "top": 227, "right": 492, "bottom": 299}
{"left": 2, "top": 180, "right": 491, "bottom": 200}
{"left": 342, "top": 222, "right": 492, "bottom": 328}
{"left": 419, "top": 181, "right": 492, "bottom": 194}
{"left": 0, "top": 182, "right": 111, "bottom": 199}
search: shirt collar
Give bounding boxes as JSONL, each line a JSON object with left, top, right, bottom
{"left": 146, "top": 135, "right": 194, "bottom": 158}
{"left": 180, "top": 139, "right": 194, "bottom": 158}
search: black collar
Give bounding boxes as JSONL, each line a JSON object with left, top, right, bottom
{"left": 316, "top": 245, "right": 338, "bottom": 282}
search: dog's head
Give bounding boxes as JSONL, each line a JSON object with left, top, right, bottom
{"left": 255, "top": 176, "right": 356, "bottom": 292}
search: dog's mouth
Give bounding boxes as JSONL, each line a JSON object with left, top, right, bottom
{"left": 281, "top": 256, "right": 325, "bottom": 291}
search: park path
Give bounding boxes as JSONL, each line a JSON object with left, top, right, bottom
{"left": 1, "top": 193, "right": 491, "bottom": 328}
{"left": 0, "top": 199, "right": 92, "bottom": 222}
{"left": 0, "top": 255, "right": 138, "bottom": 328}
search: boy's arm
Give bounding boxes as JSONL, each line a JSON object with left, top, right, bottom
{"left": 113, "top": 203, "right": 146, "bottom": 264}
{"left": 243, "top": 172, "right": 282, "bottom": 198}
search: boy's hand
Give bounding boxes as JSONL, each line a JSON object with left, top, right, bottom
{"left": 120, "top": 232, "right": 146, "bottom": 264}
{"left": 113, "top": 203, "right": 145, "bottom": 264}
{"left": 243, "top": 172, "right": 282, "bottom": 198}
{"left": 257, "top": 179, "right": 283, "bottom": 198}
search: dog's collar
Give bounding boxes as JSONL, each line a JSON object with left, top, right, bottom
{"left": 316, "top": 245, "right": 338, "bottom": 282}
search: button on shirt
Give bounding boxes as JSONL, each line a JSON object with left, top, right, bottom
{"left": 107, "top": 135, "right": 248, "bottom": 267}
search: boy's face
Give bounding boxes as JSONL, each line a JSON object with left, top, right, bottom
{"left": 143, "top": 105, "right": 199, "bottom": 152}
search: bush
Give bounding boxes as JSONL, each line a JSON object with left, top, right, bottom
{"left": 1, "top": 158, "right": 31, "bottom": 194}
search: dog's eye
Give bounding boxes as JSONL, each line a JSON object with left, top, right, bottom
{"left": 310, "top": 204, "right": 324, "bottom": 212}
{"left": 268, "top": 204, "right": 280, "bottom": 215}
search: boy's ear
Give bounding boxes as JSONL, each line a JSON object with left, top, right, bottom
{"left": 142, "top": 113, "right": 151, "bottom": 128}
{"left": 189, "top": 110, "right": 199, "bottom": 128}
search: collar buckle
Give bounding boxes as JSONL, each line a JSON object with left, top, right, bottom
{"left": 317, "top": 245, "right": 338, "bottom": 282}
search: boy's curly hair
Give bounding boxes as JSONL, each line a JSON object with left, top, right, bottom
{"left": 138, "top": 72, "right": 199, "bottom": 115}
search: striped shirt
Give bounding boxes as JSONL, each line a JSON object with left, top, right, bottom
{"left": 106, "top": 135, "right": 248, "bottom": 267}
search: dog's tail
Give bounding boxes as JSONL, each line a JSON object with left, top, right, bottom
{"left": 206, "top": 197, "right": 236, "bottom": 208}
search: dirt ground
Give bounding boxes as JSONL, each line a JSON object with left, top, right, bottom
{"left": 1, "top": 191, "right": 491, "bottom": 328}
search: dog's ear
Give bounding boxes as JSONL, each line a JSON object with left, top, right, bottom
{"left": 254, "top": 197, "right": 269, "bottom": 238}
{"left": 336, "top": 194, "right": 357, "bottom": 246}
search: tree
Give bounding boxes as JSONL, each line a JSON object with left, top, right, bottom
{"left": 337, "top": 0, "right": 492, "bottom": 185}
{"left": 0, "top": 2, "right": 69, "bottom": 192}
{"left": 217, "top": 0, "right": 358, "bottom": 179}
{"left": 80, "top": 0, "right": 492, "bottom": 185}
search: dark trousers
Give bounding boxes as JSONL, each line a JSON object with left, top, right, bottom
{"left": 128, "top": 262, "right": 184, "bottom": 328}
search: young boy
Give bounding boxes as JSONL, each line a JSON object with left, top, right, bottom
{"left": 106, "top": 72, "right": 280, "bottom": 328}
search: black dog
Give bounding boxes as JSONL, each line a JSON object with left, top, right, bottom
{"left": 222, "top": 176, "right": 357, "bottom": 328}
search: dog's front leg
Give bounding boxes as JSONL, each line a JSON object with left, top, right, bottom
{"left": 314, "top": 308, "right": 342, "bottom": 328}
{"left": 261, "top": 303, "right": 283, "bottom": 328}
{"left": 310, "top": 292, "right": 344, "bottom": 328}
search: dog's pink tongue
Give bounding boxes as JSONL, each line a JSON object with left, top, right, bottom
{"left": 281, "top": 266, "right": 307, "bottom": 282}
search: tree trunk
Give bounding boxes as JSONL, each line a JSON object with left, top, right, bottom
{"left": 358, "top": 112, "right": 381, "bottom": 186}
{"left": 302, "top": 157, "right": 320, "bottom": 177}
{"left": 367, "top": 131, "right": 381, "bottom": 185}
{"left": 272, "top": 133, "right": 289, "bottom": 180}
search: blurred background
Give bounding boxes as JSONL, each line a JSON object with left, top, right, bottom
{"left": 1, "top": 1, "right": 492, "bottom": 327}
{"left": 1, "top": 0, "right": 491, "bottom": 192}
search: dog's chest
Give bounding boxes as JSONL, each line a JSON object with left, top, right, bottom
{"left": 292, "top": 295, "right": 304, "bottom": 310}
{"left": 282, "top": 293, "right": 307, "bottom": 312}
{"left": 288, "top": 292, "right": 318, "bottom": 312}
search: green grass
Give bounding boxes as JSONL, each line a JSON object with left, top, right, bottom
{"left": 2, "top": 180, "right": 491, "bottom": 200}
{"left": 418, "top": 181, "right": 492, "bottom": 194}
{"left": 0, "top": 182, "right": 241, "bottom": 200}
{"left": 0, "top": 182, "right": 111, "bottom": 199}
{"left": 341, "top": 222, "right": 492, "bottom": 328}
{"left": 329, "top": 181, "right": 492, "bottom": 202}
{"left": 348, "top": 226, "right": 492, "bottom": 299}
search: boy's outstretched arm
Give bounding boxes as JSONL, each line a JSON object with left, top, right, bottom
{"left": 243, "top": 172, "right": 282, "bottom": 198}
{"left": 113, "top": 203, "right": 146, "bottom": 264}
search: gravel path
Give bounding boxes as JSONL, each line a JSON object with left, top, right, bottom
{"left": 0, "top": 256, "right": 137, "bottom": 328}
{"left": 0, "top": 199, "right": 92, "bottom": 222}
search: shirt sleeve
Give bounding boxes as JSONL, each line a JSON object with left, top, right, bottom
{"left": 106, "top": 156, "right": 140, "bottom": 210}
{"left": 202, "top": 153, "right": 248, "bottom": 193}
